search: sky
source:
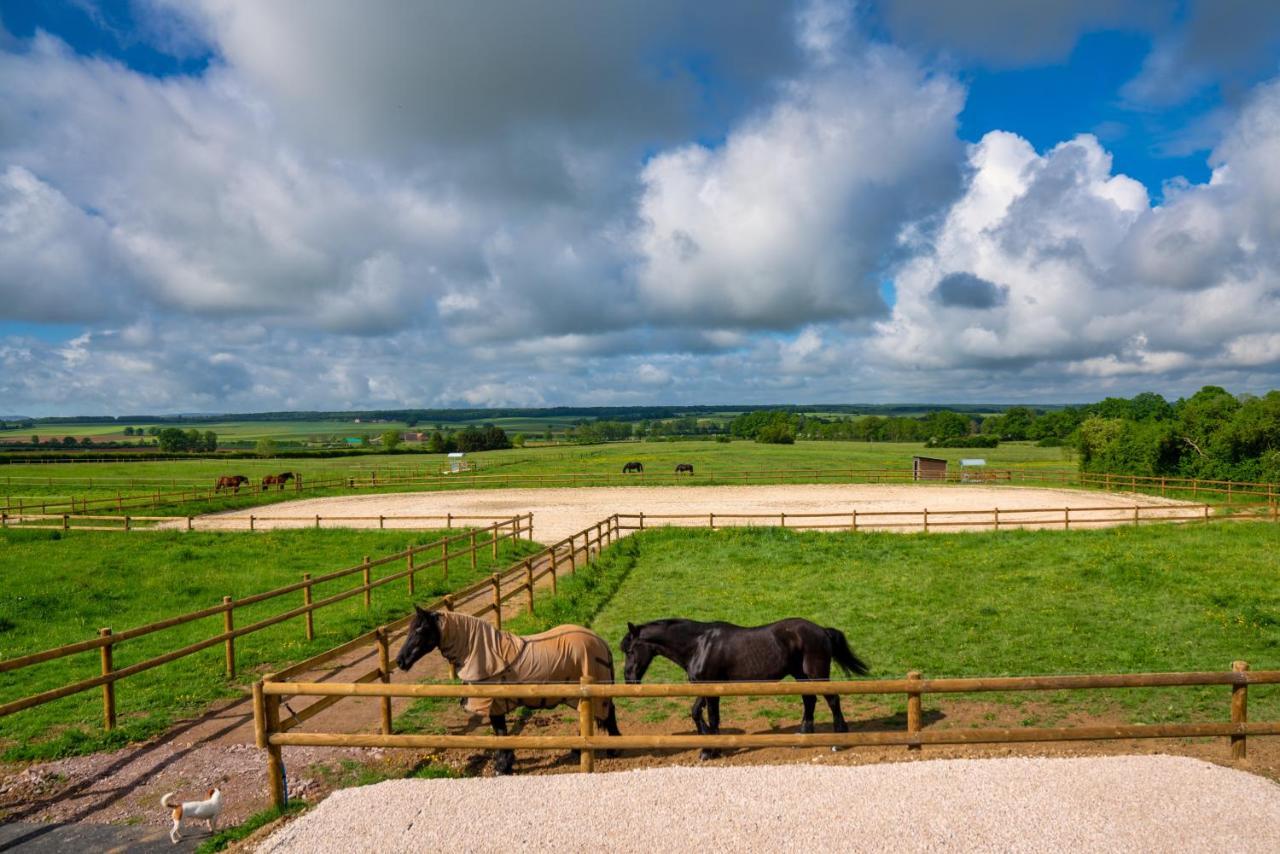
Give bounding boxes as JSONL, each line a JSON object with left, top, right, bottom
{"left": 2, "top": 0, "right": 1280, "bottom": 416}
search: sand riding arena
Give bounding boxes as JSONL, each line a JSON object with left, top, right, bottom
{"left": 178, "top": 482, "right": 1202, "bottom": 542}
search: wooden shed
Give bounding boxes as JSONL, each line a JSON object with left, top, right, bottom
{"left": 913, "top": 456, "right": 947, "bottom": 481}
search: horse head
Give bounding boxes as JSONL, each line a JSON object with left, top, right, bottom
{"left": 620, "top": 621, "right": 656, "bottom": 684}
{"left": 396, "top": 606, "right": 442, "bottom": 671}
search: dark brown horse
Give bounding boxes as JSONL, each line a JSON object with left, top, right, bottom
{"left": 261, "top": 472, "right": 295, "bottom": 491}
{"left": 214, "top": 475, "right": 249, "bottom": 494}
{"left": 675, "top": 463, "right": 694, "bottom": 474}
{"left": 622, "top": 618, "right": 868, "bottom": 759}
{"left": 622, "top": 461, "right": 644, "bottom": 474}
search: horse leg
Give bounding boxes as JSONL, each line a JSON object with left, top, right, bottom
{"left": 489, "top": 714, "right": 515, "bottom": 775}
{"left": 691, "top": 697, "right": 708, "bottom": 735}
{"left": 800, "top": 694, "right": 817, "bottom": 734}
{"left": 824, "top": 694, "right": 848, "bottom": 733}
{"left": 603, "top": 702, "right": 623, "bottom": 758}
{"left": 700, "top": 697, "right": 722, "bottom": 761}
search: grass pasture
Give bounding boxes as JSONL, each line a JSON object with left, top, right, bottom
{"left": 584, "top": 524, "right": 1280, "bottom": 727}
{"left": 0, "top": 527, "right": 543, "bottom": 760}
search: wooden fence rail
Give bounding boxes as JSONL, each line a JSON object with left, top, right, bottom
{"left": 255, "top": 655, "right": 1277, "bottom": 808}
{"left": 0, "top": 512, "right": 525, "bottom": 533}
{"left": 0, "top": 514, "right": 534, "bottom": 728}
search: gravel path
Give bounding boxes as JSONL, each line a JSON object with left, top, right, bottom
{"left": 258, "top": 756, "right": 1280, "bottom": 853}
{"left": 183, "top": 484, "right": 1193, "bottom": 543}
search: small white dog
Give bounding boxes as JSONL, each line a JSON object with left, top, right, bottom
{"left": 161, "top": 787, "right": 222, "bottom": 844}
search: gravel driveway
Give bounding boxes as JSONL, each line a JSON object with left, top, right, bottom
{"left": 257, "top": 755, "right": 1280, "bottom": 853}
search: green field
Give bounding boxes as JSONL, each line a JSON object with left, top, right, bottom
{"left": 582, "top": 524, "right": 1280, "bottom": 724}
{"left": 0, "top": 528, "right": 543, "bottom": 760}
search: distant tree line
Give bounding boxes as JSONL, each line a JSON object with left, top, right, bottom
{"left": 156, "top": 428, "right": 218, "bottom": 453}
{"left": 426, "top": 425, "right": 512, "bottom": 453}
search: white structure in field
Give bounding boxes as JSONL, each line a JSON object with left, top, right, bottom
{"left": 960, "top": 458, "right": 986, "bottom": 482}
{"left": 447, "top": 452, "right": 466, "bottom": 474}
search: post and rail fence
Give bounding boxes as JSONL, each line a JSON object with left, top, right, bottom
{"left": 0, "top": 514, "right": 533, "bottom": 731}
{"left": 254, "top": 659, "right": 1278, "bottom": 809}
{"left": 3, "top": 465, "right": 1276, "bottom": 520}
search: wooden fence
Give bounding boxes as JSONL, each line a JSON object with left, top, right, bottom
{"left": 611, "top": 503, "right": 1268, "bottom": 533}
{"left": 0, "top": 514, "right": 533, "bottom": 730}
{"left": 254, "top": 661, "right": 1278, "bottom": 808}
{"left": 5, "top": 465, "right": 1277, "bottom": 519}
{"left": 0, "top": 512, "right": 526, "bottom": 533}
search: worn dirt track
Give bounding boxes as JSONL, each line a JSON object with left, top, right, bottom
{"left": 183, "top": 483, "right": 1196, "bottom": 542}
{"left": 258, "top": 756, "right": 1280, "bottom": 853}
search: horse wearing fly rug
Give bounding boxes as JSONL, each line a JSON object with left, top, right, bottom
{"left": 674, "top": 463, "right": 694, "bottom": 474}
{"left": 214, "top": 475, "right": 249, "bottom": 494}
{"left": 621, "top": 617, "right": 868, "bottom": 760}
{"left": 622, "top": 461, "right": 644, "bottom": 474}
{"left": 396, "top": 608, "right": 622, "bottom": 774}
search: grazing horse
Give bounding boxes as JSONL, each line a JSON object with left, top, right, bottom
{"left": 674, "top": 463, "right": 694, "bottom": 475}
{"left": 621, "top": 618, "right": 868, "bottom": 760}
{"left": 261, "top": 472, "right": 295, "bottom": 491}
{"left": 622, "top": 461, "right": 644, "bottom": 474}
{"left": 213, "top": 475, "right": 249, "bottom": 494}
{"left": 396, "top": 607, "right": 622, "bottom": 774}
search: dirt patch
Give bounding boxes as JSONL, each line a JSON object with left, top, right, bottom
{"left": 179, "top": 484, "right": 1197, "bottom": 543}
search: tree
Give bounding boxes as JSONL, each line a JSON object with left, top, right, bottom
{"left": 157, "top": 427, "right": 193, "bottom": 452}
{"left": 30, "top": 434, "right": 38, "bottom": 445}
{"left": 756, "top": 423, "right": 796, "bottom": 444}
{"left": 428, "top": 431, "right": 447, "bottom": 453}
{"left": 256, "top": 437, "right": 278, "bottom": 458}
{"left": 80, "top": 436, "right": 93, "bottom": 446}
{"left": 381, "top": 429, "right": 403, "bottom": 450}
{"left": 203, "top": 430, "right": 218, "bottom": 452}
{"left": 123, "top": 426, "right": 135, "bottom": 436}
{"left": 61, "top": 435, "right": 77, "bottom": 446}
{"left": 513, "top": 433, "right": 527, "bottom": 447}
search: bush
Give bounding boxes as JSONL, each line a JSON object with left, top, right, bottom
{"left": 756, "top": 424, "right": 796, "bottom": 444}
{"left": 925, "top": 435, "right": 999, "bottom": 448}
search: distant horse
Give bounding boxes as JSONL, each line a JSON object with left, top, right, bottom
{"left": 674, "top": 463, "right": 694, "bottom": 475}
{"left": 621, "top": 618, "right": 869, "bottom": 760}
{"left": 214, "top": 475, "right": 249, "bottom": 494}
{"left": 397, "top": 607, "right": 622, "bottom": 774}
{"left": 261, "top": 472, "right": 295, "bottom": 491}
{"left": 622, "top": 461, "right": 644, "bottom": 474}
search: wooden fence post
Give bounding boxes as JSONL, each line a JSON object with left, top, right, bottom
{"left": 923, "top": 509, "right": 929, "bottom": 533}
{"left": 578, "top": 675, "right": 596, "bottom": 772}
{"left": 470, "top": 530, "right": 478, "bottom": 571}
{"left": 447, "top": 512, "right": 452, "bottom": 530}
{"left": 223, "top": 597, "right": 236, "bottom": 678}
{"left": 376, "top": 628, "right": 393, "bottom": 736}
{"left": 186, "top": 515, "right": 193, "bottom": 532}
{"left": 491, "top": 574, "right": 503, "bottom": 630}
{"left": 443, "top": 596, "right": 458, "bottom": 679}
{"left": 1232, "top": 660, "right": 1249, "bottom": 759}
{"left": 550, "top": 546, "right": 560, "bottom": 596}
{"left": 62, "top": 513, "right": 69, "bottom": 531}
{"left": 249, "top": 514, "right": 256, "bottom": 532}
{"left": 525, "top": 560, "right": 535, "bottom": 614}
{"left": 379, "top": 514, "right": 385, "bottom": 530}
{"left": 315, "top": 514, "right": 321, "bottom": 530}
{"left": 124, "top": 516, "right": 131, "bottom": 532}
{"left": 1133, "top": 506, "right": 1140, "bottom": 526}
{"left": 99, "top": 628, "right": 116, "bottom": 731}
{"left": 528, "top": 513, "right": 534, "bottom": 542}
{"left": 362, "top": 556, "right": 372, "bottom": 610}
{"left": 441, "top": 538, "right": 450, "bottom": 582}
{"left": 639, "top": 511, "right": 645, "bottom": 530}
{"left": 262, "top": 678, "right": 286, "bottom": 809}
{"left": 1064, "top": 508, "right": 1070, "bottom": 531}
{"left": 407, "top": 550, "right": 416, "bottom": 597}
{"left": 851, "top": 510, "right": 857, "bottom": 532}
{"left": 491, "top": 522, "right": 499, "bottom": 559}
{"left": 906, "top": 670, "right": 922, "bottom": 751}
{"left": 302, "top": 574, "right": 314, "bottom": 641}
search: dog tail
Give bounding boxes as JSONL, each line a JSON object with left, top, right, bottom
{"left": 161, "top": 792, "right": 176, "bottom": 809}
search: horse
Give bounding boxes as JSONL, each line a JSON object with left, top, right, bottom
{"left": 261, "top": 472, "right": 295, "bottom": 491}
{"left": 674, "top": 463, "right": 694, "bottom": 474}
{"left": 622, "top": 461, "right": 644, "bottom": 474}
{"left": 396, "top": 607, "right": 622, "bottom": 774}
{"left": 213, "top": 475, "right": 249, "bottom": 494}
{"left": 621, "top": 618, "right": 868, "bottom": 760}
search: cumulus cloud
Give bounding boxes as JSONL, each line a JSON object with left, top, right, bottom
{"left": 632, "top": 43, "right": 963, "bottom": 329}
{"left": 871, "top": 78, "right": 1280, "bottom": 391}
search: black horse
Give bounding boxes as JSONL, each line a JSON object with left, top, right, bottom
{"left": 622, "top": 461, "right": 644, "bottom": 474}
{"left": 674, "top": 463, "right": 694, "bottom": 474}
{"left": 396, "top": 607, "right": 622, "bottom": 774}
{"left": 621, "top": 618, "right": 868, "bottom": 759}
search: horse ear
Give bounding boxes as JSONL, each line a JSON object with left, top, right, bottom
{"left": 415, "top": 604, "right": 427, "bottom": 616}
{"left": 627, "top": 622, "right": 637, "bottom": 635}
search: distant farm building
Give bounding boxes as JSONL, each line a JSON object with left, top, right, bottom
{"left": 912, "top": 456, "right": 947, "bottom": 481}
{"left": 403, "top": 432, "right": 428, "bottom": 442}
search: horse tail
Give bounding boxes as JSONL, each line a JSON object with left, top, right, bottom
{"left": 825, "top": 627, "right": 869, "bottom": 676}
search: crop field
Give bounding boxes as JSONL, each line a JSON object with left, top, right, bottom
{"left": 0, "top": 527, "right": 543, "bottom": 760}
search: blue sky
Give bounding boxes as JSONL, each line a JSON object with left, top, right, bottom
{"left": 2, "top": 0, "right": 1279, "bottom": 414}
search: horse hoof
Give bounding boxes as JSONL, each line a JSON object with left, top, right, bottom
{"left": 699, "top": 749, "right": 720, "bottom": 761}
